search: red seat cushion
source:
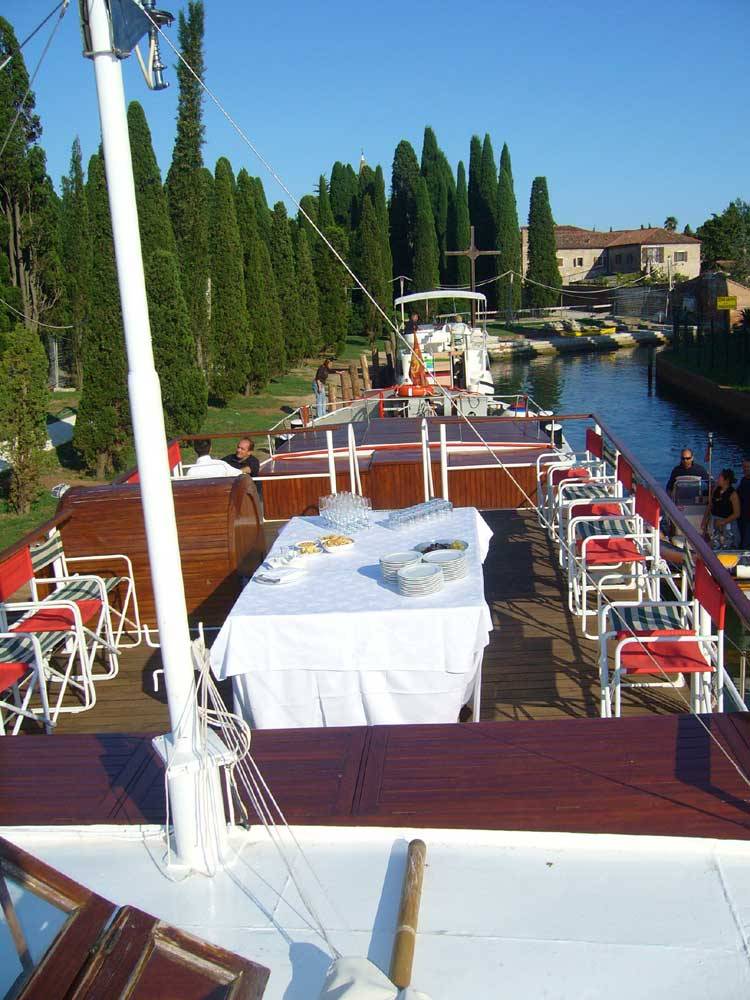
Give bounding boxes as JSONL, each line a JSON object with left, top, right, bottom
{"left": 569, "top": 502, "right": 624, "bottom": 519}
{"left": 620, "top": 638, "right": 713, "bottom": 675}
{"left": 615, "top": 627, "right": 693, "bottom": 640}
{"left": 12, "top": 600, "right": 101, "bottom": 634}
{"left": 578, "top": 537, "right": 645, "bottom": 564}
{"left": 551, "top": 466, "right": 590, "bottom": 488}
{"left": 0, "top": 662, "right": 29, "bottom": 693}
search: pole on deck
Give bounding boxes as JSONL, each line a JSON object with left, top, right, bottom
{"left": 84, "top": 0, "right": 225, "bottom": 872}
{"left": 389, "top": 839, "right": 427, "bottom": 989}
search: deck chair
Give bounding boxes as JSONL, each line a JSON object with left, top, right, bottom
{"left": 30, "top": 528, "right": 141, "bottom": 652}
{"left": 567, "top": 484, "right": 661, "bottom": 638}
{"left": 0, "top": 545, "right": 117, "bottom": 721}
{"left": 598, "top": 560, "right": 725, "bottom": 718}
{"left": 539, "top": 430, "right": 617, "bottom": 539}
{"left": 556, "top": 455, "right": 635, "bottom": 567}
{"left": 0, "top": 632, "right": 53, "bottom": 734}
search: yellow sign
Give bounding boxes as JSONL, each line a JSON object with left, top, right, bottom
{"left": 717, "top": 295, "right": 737, "bottom": 309}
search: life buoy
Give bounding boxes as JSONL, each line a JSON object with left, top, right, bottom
{"left": 396, "top": 384, "right": 431, "bottom": 398}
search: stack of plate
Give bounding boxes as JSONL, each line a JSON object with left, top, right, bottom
{"left": 380, "top": 551, "right": 421, "bottom": 583}
{"left": 422, "top": 548, "right": 468, "bottom": 581}
{"left": 397, "top": 563, "right": 444, "bottom": 596}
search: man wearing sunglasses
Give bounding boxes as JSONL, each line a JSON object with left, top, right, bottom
{"left": 666, "top": 448, "right": 709, "bottom": 495}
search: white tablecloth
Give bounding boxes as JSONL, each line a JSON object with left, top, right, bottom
{"left": 210, "top": 507, "right": 493, "bottom": 728}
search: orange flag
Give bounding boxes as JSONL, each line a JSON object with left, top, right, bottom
{"left": 409, "top": 330, "right": 428, "bottom": 387}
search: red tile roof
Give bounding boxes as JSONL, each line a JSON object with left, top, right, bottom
{"left": 521, "top": 226, "right": 701, "bottom": 249}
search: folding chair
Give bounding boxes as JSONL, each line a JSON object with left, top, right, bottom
{"left": 30, "top": 527, "right": 141, "bottom": 652}
{"left": 568, "top": 484, "right": 661, "bottom": 638}
{"left": 598, "top": 560, "right": 725, "bottom": 718}
{"left": 536, "top": 428, "right": 610, "bottom": 532}
{"left": 0, "top": 546, "right": 117, "bottom": 720}
{"left": 556, "top": 455, "right": 635, "bottom": 567}
{"left": 0, "top": 632, "right": 54, "bottom": 734}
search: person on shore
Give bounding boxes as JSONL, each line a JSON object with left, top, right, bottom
{"left": 187, "top": 439, "right": 237, "bottom": 478}
{"left": 404, "top": 311, "right": 420, "bottom": 338}
{"left": 666, "top": 448, "right": 709, "bottom": 495}
{"left": 312, "top": 359, "right": 331, "bottom": 419}
{"left": 702, "top": 468, "right": 741, "bottom": 549}
{"left": 223, "top": 437, "right": 260, "bottom": 477}
{"left": 738, "top": 457, "right": 750, "bottom": 548}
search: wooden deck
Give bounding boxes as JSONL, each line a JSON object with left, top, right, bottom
{"left": 38, "top": 509, "right": 685, "bottom": 737}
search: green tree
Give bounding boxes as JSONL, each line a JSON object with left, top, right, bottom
{"left": 352, "top": 194, "right": 387, "bottom": 344}
{"left": 664, "top": 216, "right": 678, "bottom": 231}
{"left": 0, "top": 326, "right": 48, "bottom": 513}
{"left": 297, "top": 194, "right": 318, "bottom": 243}
{"left": 295, "top": 228, "right": 321, "bottom": 356}
{"left": 145, "top": 250, "right": 206, "bottom": 434}
{"left": 165, "top": 1, "right": 209, "bottom": 371}
{"left": 467, "top": 135, "right": 482, "bottom": 233}
{"left": 208, "top": 158, "right": 250, "bottom": 401}
{"left": 412, "top": 177, "right": 439, "bottom": 292}
{"left": 373, "top": 165, "right": 392, "bottom": 293}
{"left": 75, "top": 152, "right": 130, "bottom": 477}
{"left": 477, "top": 134, "right": 498, "bottom": 302}
{"left": 0, "top": 17, "right": 63, "bottom": 335}
{"left": 526, "top": 177, "right": 561, "bottom": 308}
{"left": 128, "top": 101, "right": 176, "bottom": 258}
{"left": 317, "top": 175, "right": 334, "bottom": 230}
{"left": 696, "top": 199, "right": 750, "bottom": 280}
{"left": 251, "top": 177, "right": 273, "bottom": 246}
{"left": 420, "top": 127, "right": 454, "bottom": 282}
{"left": 683, "top": 223, "right": 694, "bottom": 237}
{"left": 316, "top": 226, "right": 350, "bottom": 354}
{"left": 449, "top": 161, "right": 471, "bottom": 287}
{"left": 269, "top": 203, "right": 305, "bottom": 362}
{"left": 496, "top": 143, "right": 522, "bottom": 314}
{"left": 330, "top": 161, "right": 358, "bottom": 229}
{"left": 389, "top": 140, "right": 420, "bottom": 281}
{"left": 236, "top": 171, "right": 285, "bottom": 384}
{"left": 59, "top": 138, "right": 91, "bottom": 389}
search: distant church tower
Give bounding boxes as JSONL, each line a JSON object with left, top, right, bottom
{"left": 359, "top": 149, "right": 366, "bottom": 174}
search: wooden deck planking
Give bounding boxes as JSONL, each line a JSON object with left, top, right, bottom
{"left": 25, "top": 508, "right": 691, "bottom": 738}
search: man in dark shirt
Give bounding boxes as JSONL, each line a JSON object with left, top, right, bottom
{"left": 404, "top": 311, "right": 420, "bottom": 338}
{"left": 223, "top": 437, "right": 260, "bottom": 477}
{"left": 312, "top": 359, "right": 331, "bottom": 418}
{"left": 738, "top": 457, "right": 750, "bottom": 548}
{"left": 665, "top": 448, "right": 709, "bottom": 495}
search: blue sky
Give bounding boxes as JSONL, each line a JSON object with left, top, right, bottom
{"left": 5, "top": 0, "right": 749, "bottom": 233}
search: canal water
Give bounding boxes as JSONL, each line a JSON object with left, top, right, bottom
{"left": 490, "top": 346, "right": 747, "bottom": 487}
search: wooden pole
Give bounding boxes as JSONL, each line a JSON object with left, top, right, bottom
{"left": 360, "top": 353, "right": 372, "bottom": 390}
{"left": 326, "top": 379, "right": 339, "bottom": 412}
{"left": 349, "top": 361, "right": 361, "bottom": 397}
{"left": 389, "top": 838, "right": 427, "bottom": 989}
{"left": 340, "top": 369, "right": 353, "bottom": 402}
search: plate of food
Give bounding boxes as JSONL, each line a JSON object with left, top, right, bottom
{"left": 319, "top": 534, "right": 354, "bottom": 553}
{"left": 295, "top": 540, "right": 323, "bottom": 557}
{"left": 414, "top": 538, "right": 469, "bottom": 554}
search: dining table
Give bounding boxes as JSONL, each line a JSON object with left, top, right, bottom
{"left": 209, "top": 506, "right": 494, "bottom": 729}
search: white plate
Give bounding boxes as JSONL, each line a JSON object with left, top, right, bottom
{"left": 398, "top": 563, "right": 443, "bottom": 582}
{"left": 422, "top": 549, "right": 465, "bottom": 566}
{"left": 254, "top": 567, "right": 304, "bottom": 586}
{"left": 381, "top": 552, "right": 421, "bottom": 568}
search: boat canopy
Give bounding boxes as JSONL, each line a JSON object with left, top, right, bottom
{"left": 394, "top": 289, "right": 487, "bottom": 307}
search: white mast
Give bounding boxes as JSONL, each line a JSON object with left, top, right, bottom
{"left": 82, "top": 0, "right": 225, "bottom": 872}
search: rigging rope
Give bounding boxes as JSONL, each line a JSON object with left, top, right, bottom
{"left": 139, "top": 5, "right": 750, "bottom": 795}
{"left": 0, "top": 293, "right": 74, "bottom": 331}
{"left": 0, "top": 1, "right": 68, "bottom": 73}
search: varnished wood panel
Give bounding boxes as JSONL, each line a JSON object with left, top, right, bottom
{"left": 56, "top": 477, "right": 264, "bottom": 627}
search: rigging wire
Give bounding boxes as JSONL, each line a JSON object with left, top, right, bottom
{"left": 139, "top": 6, "right": 750, "bottom": 792}
{"left": 0, "top": 293, "right": 74, "bottom": 331}
{"left": 0, "top": 0, "right": 69, "bottom": 161}
{"left": 0, "top": 1, "right": 68, "bottom": 73}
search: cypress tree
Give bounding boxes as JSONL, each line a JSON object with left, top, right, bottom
{"left": 128, "top": 101, "right": 176, "bottom": 258}
{"left": 526, "top": 177, "right": 561, "bottom": 308}
{"left": 0, "top": 325, "right": 49, "bottom": 513}
{"left": 316, "top": 226, "right": 350, "bottom": 354}
{"left": 496, "top": 143, "right": 522, "bottom": 314}
{"left": 297, "top": 194, "right": 318, "bottom": 243}
{"left": 352, "top": 194, "right": 387, "bottom": 345}
{"left": 59, "top": 138, "right": 91, "bottom": 389}
{"left": 251, "top": 177, "right": 273, "bottom": 246}
{"left": 269, "top": 203, "right": 304, "bottom": 363}
{"left": 236, "top": 170, "right": 285, "bottom": 384}
{"left": 330, "top": 161, "right": 357, "bottom": 229}
{"left": 317, "top": 175, "right": 334, "bottom": 230}
{"left": 420, "top": 127, "right": 452, "bottom": 281}
{"left": 296, "top": 228, "right": 321, "bottom": 356}
{"left": 412, "top": 177, "right": 439, "bottom": 292}
{"left": 450, "top": 161, "right": 471, "bottom": 287}
{"left": 478, "top": 134, "right": 498, "bottom": 303}
{"left": 165, "top": 2, "right": 210, "bottom": 374}
{"left": 75, "top": 152, "right": 130, "bottom": 477}
{"left": 145, "top": 250, "right": 207, "bottom": 433}
{"left": 373, "top": 165, "right": 392, "bottom": 302}
{"left": 467, "top": 135, "right": 482, "bottom": 234}
{"left": 208, "top": 158, "right": 250, "bottom": 401}
{"left": 389, "top": 140, "right": 420, "bottom": 282}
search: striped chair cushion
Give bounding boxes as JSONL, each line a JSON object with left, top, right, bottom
{"left": 37, "top": 576, "right": 123, "bottom": 602}
{"left": 30, "top": 531, "right": 65, "bottom": 573}
{"left": 610, "top": 603, "right": 687, "bottom": 635}
{"left": 0, "top": 627, "right": 64, "bottom": 668}
{"left": 575, "top": 517, "right": 634, "bottom": 541}
{"left": 561, "top": 484, "right": 613, "bottom": 501}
